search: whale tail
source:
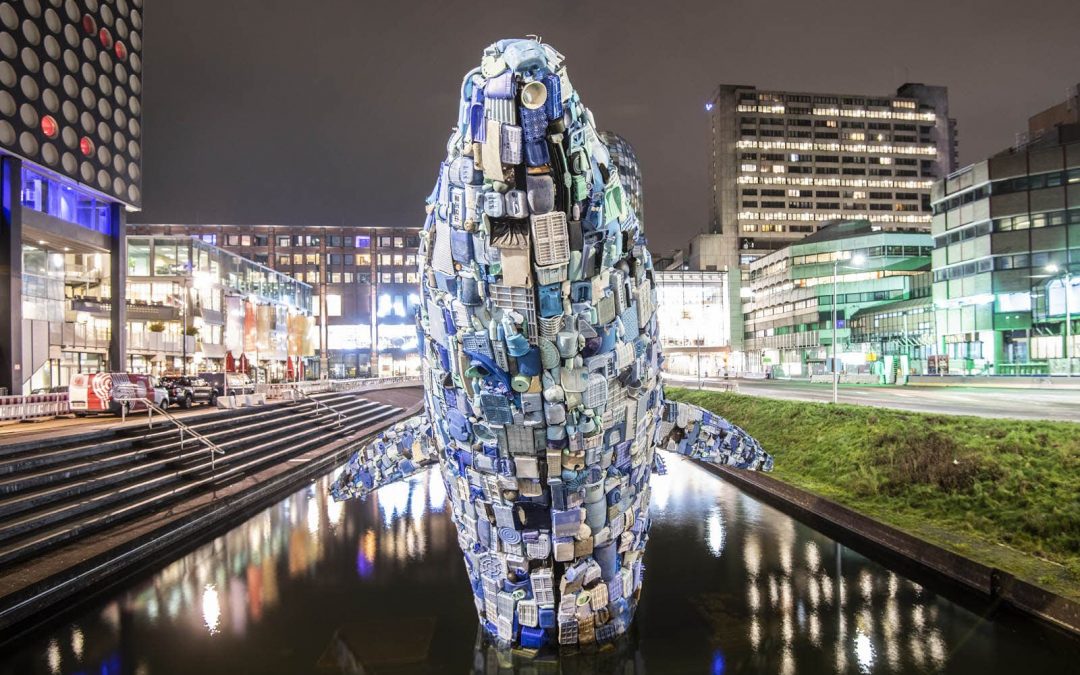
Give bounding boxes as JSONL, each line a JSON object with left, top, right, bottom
{"left": 656, "top": 396, "right": 773, "bottom": 471}
{"left": 329, "top": 413, "right": 439, "bottom": 501}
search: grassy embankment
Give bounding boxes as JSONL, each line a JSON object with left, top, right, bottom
{"left": 665, "top": 387, "right": 1080, "bottom": 602}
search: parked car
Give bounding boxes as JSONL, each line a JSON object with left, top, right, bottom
{"left": 69, "top": 373, "right": 169, "bottom": 416}
{"left": 199, "top": 372, "right": 255, "bottom": 398}
{"left": 158, "top": 376, "right": 215, "bottom": 408}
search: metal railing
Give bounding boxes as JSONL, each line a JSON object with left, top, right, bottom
{"left": 293, "top": 388, "right": 346, "bottom": 426}
{"left": 258, "top": 376, "right": 422, "bottom": 400}
{"left": 117, "top": 397, "right": 226, "bottom": 477}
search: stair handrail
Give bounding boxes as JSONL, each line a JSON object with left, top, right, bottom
{"left": 288, "top": 387, "right": 346, "bottom": 425}
{"left": 115, "top": 397, "right": 227, "bottom": 478}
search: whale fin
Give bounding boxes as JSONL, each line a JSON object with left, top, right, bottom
{"left": 329, "top": 413, "right": 438, "bottom": 501}
{"left": 656, "top": 397, "right": 773, "bottom": 472}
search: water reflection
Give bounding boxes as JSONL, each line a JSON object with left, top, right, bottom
{"left": 1, "top": 454, "right": 1077, "bottom": 674}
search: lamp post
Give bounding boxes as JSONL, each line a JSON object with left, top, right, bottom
{"left": 1046, "top": 264, "right": 1073, "bottom": 376}
{"left": 832, "top": 253, "right": 866, "bottom": 404}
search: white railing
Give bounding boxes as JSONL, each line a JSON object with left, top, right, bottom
{"left": 0, "top": 393, "right": 70, "bottom": 422}
{"left": 258, "top": 376, "right": 422, "bottom": 400}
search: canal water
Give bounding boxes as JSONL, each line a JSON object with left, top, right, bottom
{"left": 1, "top": 455, "right": 1076, "bottom": 674}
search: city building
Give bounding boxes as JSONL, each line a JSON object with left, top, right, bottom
{"left": 122, "top": 235, "right": 313, "bottom": 379}
{"left": 598, "top": 131, "right": 643, "bottom": 226}
{"left": 2, "top": 0, "right": 145, "bottom": 394}
{"left": 706, "top": 82, "right": 957, "bottom": 352}
{"left": 930, "top": 121, "right": 1080, "bottom": 375}
{"left": 743, "top": 219, "right": 933, "bottom": 376}
{"left": 654, "top": 270, "right": 731, "bottom": 377}
{"left": 127, "top": 224, "right": 422, "bottom": 377}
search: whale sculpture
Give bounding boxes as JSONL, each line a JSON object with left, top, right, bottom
{"left": 330, "top": 38, "right": 772, "bottom": 652}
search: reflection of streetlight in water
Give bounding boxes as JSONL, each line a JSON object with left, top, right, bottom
{"left": 202, "top": 584, "right": 221, "bottom": 635}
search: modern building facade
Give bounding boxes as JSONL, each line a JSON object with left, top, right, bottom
{"left": 2, "top": 0, "right": 145, "bottom": 394}
{"left": 930, "top": 123, "right": 1080, "bottom": 375}
{"left": 127, "top": 224, "right": 423, "bottom": 378}
{"left": 706, "top": 82, "right": 956, "bottom": 351}
{"left": 123, "top": 235, "right": 313, "bottom": 379}
{"left": 654, "top": 270, "right": 731, "bottom": 376}
{"left": 742, "top": 220, "right": 933, "bottom": 376}
{"left": 598, "top": 131, "right": 643, "bottom": 226}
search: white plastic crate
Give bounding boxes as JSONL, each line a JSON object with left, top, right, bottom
{"left": 498, "top": 615, "right": 514, "bottom": 642}
{"left": 518, "top": 599, "right": 539, "bottom": 627}
{"left": 497, "top": 591, "right": 516, "bottom": 618}
{"left": 535, "top": 263, "right": 568, "bottom": 285}
{"left": 501, "top": 124, "right": 523, "bottom": 164}
{"left": 583, "top": 373, "right": 609, "bottom": 409}
{"left": 526, "top": 532, "right": 551, "bottom": 560}
{"left": 538, "top": 315, "right": 563, "bottom": 340}
{"left": 531, "top": 568, "right": 555, "bottom": 605}
{"left": 506, "top": 423, "right": 535, "bottom": 455}
{"left": 489, "top": 284, "right": 537, "bottom": 341}
{"left": 530, "top": 212, "right": 570, "bottom": 267}
{"left": 590, "top": 582, "right": 609, "bottom": 610}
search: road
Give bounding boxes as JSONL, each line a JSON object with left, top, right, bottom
{"left": 666, "top": 376, "right": 1080, "bottom": 423}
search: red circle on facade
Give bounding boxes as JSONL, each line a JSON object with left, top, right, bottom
{"left": 82, "top": 15, "right": 97, "bottom": 35}
{"left": 41, "top": 116, "right": 58, "bottom": 138}
{"left": 98, "top": 27, "right": 113, "bottom": 49}
{"left": 114, "top": 41, "right": 127, "bottom": 60}
{"left": 79, "top": 137, "right": 94, "bottom": 156}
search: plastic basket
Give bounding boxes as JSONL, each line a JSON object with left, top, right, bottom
{"left": 583, "top": 372, "right": 608, "bottom": 409}
{"left": 461, "top": 331, "right": 494, "bottom": 359}
{"left": 595, "top": 294, "right": 616, "bottom": 324}
{"left": 489, "top": 284, "right": 537, "bottom": 342}
{"left": 535, "top": 263, "right": 568, "bottom": 286}
{"left": 506, "top": 423, "right": 535, "bottom": 456}
{"left": 520, "top": 107, "right": 547, "bottom": 142}
{"left": 538, "top": 315, "right": 563, "bottom": 340}
{"left": 484, "top": 97, "right": 516, "bottom": 125}
{"left": 480, "top": 393, "right": 514, "bottom": 425}
{"left": 619, "top": 306, "right": 640, "bottom": 341}
{"left": 530, "top": 212, "right": 570, "bottom": 267}
{"left": 518, "top": 599, "right": 539, "bottom": 627}
{"left": 558, "top": 619, "right": 579, "bottom": 645}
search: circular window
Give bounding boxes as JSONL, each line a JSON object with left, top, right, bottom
{"left": 82, "top": 14, "right": 96, "bottom": 35}
{"left": 62, "top": 73, "right": 77, "bottom": 97}
{"left": 128, "top": 118, "right": 140, "bottom": 137}
{"left": 0, "top": 120, "right": 14, "bottom": 145}
{"left": 97, "top": 97, "right": 110, "bottom": 118}
{"left": 0, "top": 31, "right": 15, "bottom": 59}
{"left": 41, "top": 114, "right": 58, "bottom": 138}
{"left": 61, "top": 125, "right": 76, "bottom": 148}
{"left": 113, "top": 130, "right": 125, "bottom": 151}
{"left": 98, "top": 27, "right": 111, "bottom": 49}
{"left": 96, "top": 169, "right": 108, "bottom": 190}
{"left": 81, "top": 36, "right": 96, "bottom": 61}
{"left": 127, "top": 185, "right": 139, "bottom": 203}
{"left": 128, "top": 139, "right": 140, "bottom": 160}
{"left": 62, "top": 48, "right": 78, "bottom": 72}
{"left": 112, "top": 176, "right": 124, "bottom": 195}
{"left": 97, "top": 144, "right": 110, "bottom": 165}
{"left": 127, "top": 162, "right": 139, "bottom": 181}
{"left": 114, "top": 40, "right": 126, "bottom": 60}
{"left": 21, "top": 75, "right": 40, "bottom": 101}
{"left": 0, "top": 91, "right": 14, "bottom": 117}
{"left": 115, "top": 17, "right": 127, "bottom": 39}
{"left": 129, "top": 30, "right": 140, "bottom": 51}
{"left": 79, "top": 136, "right": 94, "bottom": 156}
{"left": 114, "top": 86, "right": 127, "bottom": 108}
{"left": 20, "top": 103, "right": 39, "bottom": 127}
{"left": 114, "top": 62, "right": 126, "bottom": 84}
{"left": 63, "top": 0, "right": 78, "bottom": 23}
{"left": 130, "top": 9, "right": 141, "bottom": 30}
{"left": 42, "top": 88, "right": 59, "bottom": 111}
{"left": 62, "top": 151, "right": 77, "bottom": 173}
{"left": 61, "top": 100, "right": 77, "bottom": 123}
{"left": 43, "top": 34, "right": 60, "bottom": 60}
{"left": 43, "top": 61, "right": 60, "bottom": 85}
{"left": 113, "top": 154, "right": 125, "bottom": 172}
{"left": 97, "top": 120, "right": 111, "bottom": 143}
{"left": 44, "top": 8, "right": 61, "bottom": 33}
{"left": 79, "top": 160, "right": 93, "bottom": 182}
{"left": 129, "top": 96, "right": 140, "bottom": 116}
{"left": 97, "top": 73, "right": 111, "bottom": 95}
{"left": 79, "top": 110, "right": 93, "bottom": 133}
{"left": 100, "top": 4, "right": 113, "bottom": 26}
{"left": 112, "top": 107, "right": 125, "bottom": 128}
{"left": 129, "top": 74, "right": 140, "bottom": 95}
{"left": 80, "top": 86, "right": 96, "bottom": 109}
{"left": 80, "top": 61, "right": 94, "bottom": 84}
{"left": 42, "top": 142, "right": 59, "bottom": 165}
{"left": 22, "top": 19, "right": 41, "bottom": 46}
{"left": 0, "top": 4, "right": 16, "bottom": 32}
{"left": 0, "top": 61, "right": 14, "bottom": 88}
{"left": 63, "top": 22, "right": 77, "bottom": 47}
{"left": 24, "top": 0, "right": 41, "bottom": 17}
{"left": 21, "top": 47, "right": 40, "bottom": 73}
{"left": 19, "top": 131, "right": 40, "bottom": 157}
{"left": 97, "top": 49, "right": 111, "bottom": 72}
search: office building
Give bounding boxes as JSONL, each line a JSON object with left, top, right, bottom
{"left": 654, "top": 270, "right": 731, "bottom": 376}
{"left": 128, "top": 224, "right": 422, "bottom": 378}
{"left": 2, "top": 0, "right": 145, "bottom": 394}
{"left": 598, "top": 131, "right": 643, "bottom": 226}
{"left": 743, "top": 219, "right": 932, "bottom": 376}
{"left": 706, "top": 82, "right": 956, "bottom": 352}
{"left": 121, "top": 235, "right": 313, "bottom": 378}
{"left": 930, "top": 120, "right": 1080, "bottom": 375}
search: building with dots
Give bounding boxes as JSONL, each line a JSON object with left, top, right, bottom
{"left": 0, "top": 0, "right": 144, "bottom": 394}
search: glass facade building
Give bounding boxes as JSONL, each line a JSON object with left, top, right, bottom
{"left": 930, "top": 125, "right": 1080, "bottom": 375}
{"left": 128, "top": 224, "right": 422, "bottom": 378}
{"left": 654, "top": 271, "right": 731, "bottom": 377}
{"left": 742, "top": 219, "right": 932, "bottom": 376}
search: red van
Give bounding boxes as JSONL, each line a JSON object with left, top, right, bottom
{"left": 69, "top": 373, "right": 170, "bottom": 415}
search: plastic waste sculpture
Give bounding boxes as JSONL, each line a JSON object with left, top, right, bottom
{"left": 330, "top": 38, "right": 772, "bottom": 652}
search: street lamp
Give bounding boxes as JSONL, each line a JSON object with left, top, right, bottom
{"left": 832, "top": 253, "right": 866, "bottom": 403}
{"left": 1046, "top": 263, "right": 1073, "bottom": 376}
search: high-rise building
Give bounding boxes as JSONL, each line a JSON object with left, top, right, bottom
{"left": 706, "top": 82, "right": 957, "bottom": 352}
{"left": 598, "top": 131, "right": 643, "bottom": 226}
{"left": 128, "top": 224, "right": 422, "bottom": 378}
{"left": 931, "top": 121, "right": 1080, "bottom": 376}
{"left": 1, "top": 0, "right": 145, "bottom": 394}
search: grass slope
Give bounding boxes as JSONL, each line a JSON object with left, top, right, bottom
{"left": 666, "top": 387, "right": 1080, "bottom": 601}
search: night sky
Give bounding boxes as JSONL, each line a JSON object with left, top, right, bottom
{"left": 132, "top": 0, "right": 1080, "bottom": 253}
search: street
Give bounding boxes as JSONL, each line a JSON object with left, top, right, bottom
{"left": 666, "top": 376, "right": 1080, "bottom": 423}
